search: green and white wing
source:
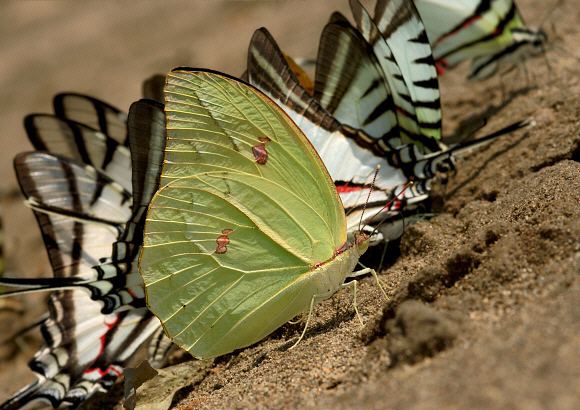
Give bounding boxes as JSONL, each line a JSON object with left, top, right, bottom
{"left": 415, "top": 0, "right": 523, "bottom": 67}
{"left": 140, "top": 69, "right": 346, "bottom": 358}
{"left": 413, "top": 0, "right": 475, "bottom": 43}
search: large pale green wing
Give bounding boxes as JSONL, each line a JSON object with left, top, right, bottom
{"left": 139, "top": 69, "right": 347, "bottom": 358}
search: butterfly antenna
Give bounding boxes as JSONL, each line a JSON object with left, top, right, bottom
{"left": 377, "top": 237, "right": 389, "bottom": 273}
{"left": 543, "top": 47, "right": 554, "bottom": 79}
{"left": 551, "top": 44, "right": 580, "bottom": 62}
{"left": 369, "top": 180, "right": 414, "bottom": 239}
{"left": 357, "top": 166, "right": 380, "bottom": 233}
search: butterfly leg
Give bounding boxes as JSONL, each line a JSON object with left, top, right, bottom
{"left": 289, "top": 295, "right": 316, "bottom": 350}
{"left": 499, "top": 76, "right": 508, "bottom": 103}
{"left": 349, "top": 266, "right": 388, "bottom": 300}
{"left": 288, "top": 316, "right": 304, "bottom": 325}
{"left": 340, "top": 280, "right": 363, "bottom": 327}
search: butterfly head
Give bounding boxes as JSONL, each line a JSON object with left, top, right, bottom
{"left": 354, "top": 232, "right": 370, "bottom": 255}
{"left": 511, "top": 27, "right": 548, "bottom": 54}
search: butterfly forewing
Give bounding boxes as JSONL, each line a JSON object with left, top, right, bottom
{"left": 13, "top": 152, "right": 131, "bottom": 281}
{"left": 315, "top": 13, "right": 399, "bottom": 144}
{"left": 25, "top": 115, "right": 132, "bottom": 193}
{"left": 162, "top": 70, "right": 346, "bottom": 247}
{"left": 372, "top": 0, "right": 442, "bottom": 142}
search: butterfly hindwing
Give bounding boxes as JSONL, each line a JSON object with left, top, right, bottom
{"left": 0, "top": 302, "right": 160, "bottom": 409}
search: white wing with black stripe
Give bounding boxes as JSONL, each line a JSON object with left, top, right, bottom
{"left": 315, "top": 12, "right": 401, "bottom": 148}
{"left": 25, "top": 114, "right": 132, "bottom": 192}
{"left": 371, "top": 0, "right": 442, "bottom": 142}
{"left": 0, "top": 94, "right": 169, "bottom": 409}
{"left": 53, "top": 93, "right": 128, "bottom": 145}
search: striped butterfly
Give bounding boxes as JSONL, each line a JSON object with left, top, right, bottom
{"left": 0, "top": 94, "right": 170, "bottom": 409}
{"left": 414, "top": 0, "right": 547, "bottom": 80}
{"left": 244, "top": 2, "right": 522, "bottom": 243}
{"left": 139, "top": 68, "right": 373, "bottom": 359}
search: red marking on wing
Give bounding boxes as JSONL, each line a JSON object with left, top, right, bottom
{"left": 252, "top": 137, "right": 271, "bottom": 165}
{"left": 335, "top": 243, "right": 348, "bottom": 256}
{"left": 215, "top": 229, "right": 234, "bottom": 254}
{"left": 82, "top": 315, "right": 121, "bottom": 376}
{"left": 336, "top": 185, "right": 365, "bottom": 193}
{"left": 436, "top": 15, "right": 482, "bottom": 45}
{"left": 84, "top": 365, "right": 122, "bottom": 378}
{"left": 436, "top": 60, "right": 448, "bottom": 76}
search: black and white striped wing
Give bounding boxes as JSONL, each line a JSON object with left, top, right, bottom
{"left": 370, "top": 0, "right": 442, "bottom": 146}
{"left": 347, "top": 0, "right": 442, "bottom": 153}
{"left": 13, "top": 153, "right": 131, "bottom": 281}
{"left": 315, "top": 12, "right": 401, "bottom": 149}
{"left": 0, "top": 303, "right": 160, "bottom": 409}
{"left": 53, "top": 93, "right": 128, "bottom": 145}
{"left": 95, "top": 99, "right": 168, "bottom": 314}
{"left": 349, "top": 1, "right": 424, "bottom": 147}
{"left": 25, "top": 114, "right": 132, "bottom": 193}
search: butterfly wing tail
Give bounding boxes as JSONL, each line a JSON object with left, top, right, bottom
{"left": 0, "top": 276, "right": 89, "bottom": 296}
{"left": 0, "top": 378, "right": 63, "bottom": 410}
{"left": 409, "top": 119, "right": 532, "bottom": 178}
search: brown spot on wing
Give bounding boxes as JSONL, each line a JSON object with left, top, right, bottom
{"left": 252, "top": 137, "right": 271, "bottom": 165}
{"left": 215, "top": 229, "right": 234, "bottom": 254}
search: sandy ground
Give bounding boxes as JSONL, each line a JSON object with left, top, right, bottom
{"left": 0, "top": 0, "right": 579, "bottom": 409}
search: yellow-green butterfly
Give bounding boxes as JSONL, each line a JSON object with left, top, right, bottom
{"left": 139, "top": 69, "right": 373, "bottom": 359}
